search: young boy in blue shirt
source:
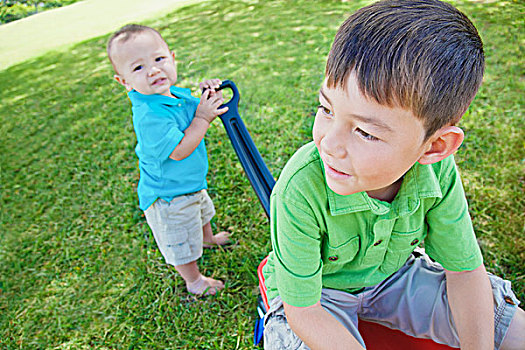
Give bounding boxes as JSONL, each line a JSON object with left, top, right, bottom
{"left": 262, "top": 0, "right": 524, "bottom": 348}
{"left": 107, "top": 24, "right": 231, "bottom": 296}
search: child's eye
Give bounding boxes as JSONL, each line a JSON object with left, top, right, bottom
{"left": 356, "top": 128, "right": 379, "bottom": 141}
{"left": 317, "top": 105, "right": 334, "bottom": 118}
{"left": 133, "top": 65, "right": 143, "bottom": 72}
{"left": 155, "top": 56, "right": 166, "bottom": 62}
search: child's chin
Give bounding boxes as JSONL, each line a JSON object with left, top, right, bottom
{"left": 326, "top": 181, "right": 357, "bottom": 196}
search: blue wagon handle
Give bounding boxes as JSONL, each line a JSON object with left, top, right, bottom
{"left": 215, "top": 80, "right": 276, "bottom": 218}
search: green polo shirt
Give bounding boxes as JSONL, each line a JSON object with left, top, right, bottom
{"left": 263, "top": 142, "right": 483, "bottom": 307}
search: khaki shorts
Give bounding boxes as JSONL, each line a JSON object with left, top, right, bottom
{"left": 144, "top": 190, "right": 215, "bottom": 266}
{"left": 264, "top": 252, "right": 520, "bottom": 349}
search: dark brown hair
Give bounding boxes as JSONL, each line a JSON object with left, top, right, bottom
{"left": 326, "top": 0, "right": 484, "bottom": 139}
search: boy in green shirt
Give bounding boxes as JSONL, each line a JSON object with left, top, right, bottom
{"left": 262, "top": 0, "right": 524, "bottom": 349}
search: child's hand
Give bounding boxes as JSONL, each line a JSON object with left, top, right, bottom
{"left": 199, "top": 79, "right": 222, "bottom": 92}
{"left": 195, "top": 89, "right": 228, "bottom": 124}
{"left": 199, "top": 79, "right": 225, "bottom": 100}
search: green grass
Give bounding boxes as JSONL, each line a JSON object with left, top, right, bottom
{"left": 0, "top": 0, "right": 523, "bottom": 348}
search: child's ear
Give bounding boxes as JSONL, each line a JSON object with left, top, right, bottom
{"left": 418, "top": 126, "right": 464, "bottom": 165}
{"left": 114, "top": 74, "right": 133, "bottom": 92}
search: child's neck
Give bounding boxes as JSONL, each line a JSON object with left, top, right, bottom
{"left": 366, "top": 177, "right": 403, "bottom": 203}
{"left": 157, "top": 88, "right": 178, "bottom": 98}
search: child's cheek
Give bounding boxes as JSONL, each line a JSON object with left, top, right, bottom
{"left": 312, "top": 116, "right": 325, "bottom": 147}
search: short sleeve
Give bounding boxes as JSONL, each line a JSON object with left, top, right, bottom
{"left": 271, "top": 186, "right": 324, "bottom": 307}
{"left": 136, "top": 112, "right": 184, "bottom": 160}
{"left": 424, "top": 158, "right": 483, "bottom": 271}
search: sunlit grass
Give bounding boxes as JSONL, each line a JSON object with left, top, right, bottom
{"left": 0, "top": 0, "right": 203, "bottom": 70}
{"left": 0, "top": 0, "right": 523, "bottom": 348}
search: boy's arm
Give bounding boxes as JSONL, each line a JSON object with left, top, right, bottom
{"left": 169, "top": 88, "right": 227, "bottom": 161}
{"left": 445, "top": 264, "right": 494, "bottom": 350}
{"left": 283, "top": 301, "right": 365, "bottom": 350}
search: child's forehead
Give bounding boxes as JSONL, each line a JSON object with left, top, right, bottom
{"left": 322, "top": 73, "right": 414, "bottom": 115}
{"left": 113, "top": 31, "right": 168, "bottom": 59}
{"left": 320, "top": 74, "right": 424, "bottom": 132}
{"left": 320, "top": 73, "right": 369, "bottom": 104}
{"left": 117, "top": 30, "right": 165, "bottom": 49}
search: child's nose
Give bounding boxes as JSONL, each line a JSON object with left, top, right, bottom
{"left": 148, "top": 66, "right": 161, "bottom": 76}
{"left": 322, "top": 126, "right": 347, "bottom": 158}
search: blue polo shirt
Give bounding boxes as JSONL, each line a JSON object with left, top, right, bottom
{"left": 128, "top": 86, "right": 208, "bottom": 210}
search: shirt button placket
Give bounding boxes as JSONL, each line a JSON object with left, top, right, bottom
{"left": 372, "top": 219, "right": 392, "bottom": 249}
{"left": 363, "top": 219, "right": 391, "bottom": 265}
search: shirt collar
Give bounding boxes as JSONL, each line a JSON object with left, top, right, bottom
{"left": 327, "top": 161, "right": 443, "bottom": 218}
{"left": 128, "top": 86, "right": 182, "bottom": 107}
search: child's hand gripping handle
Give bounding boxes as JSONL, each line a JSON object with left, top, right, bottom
{"left": 215, "top": 80, "right": 275, "bottom": 218}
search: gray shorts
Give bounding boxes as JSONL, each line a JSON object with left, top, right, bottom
{"left": 263, "top": 252, "right": 520, "bottom": 349}
{"left": 144, "top": 190, "right": 215, "bottom": 266}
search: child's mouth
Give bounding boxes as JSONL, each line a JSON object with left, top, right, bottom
{"left": 325, "top": 163, "right": 351, "bottom": 179}
{"left": 152, "top": 77, "right": 166, "bottom": 86}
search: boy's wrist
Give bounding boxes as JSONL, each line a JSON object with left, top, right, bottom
{"left": 195, "top": 107, "right": 214, "bottom": 123}
{"left": 195, "top": 115, "right": 211, "bottom": 125}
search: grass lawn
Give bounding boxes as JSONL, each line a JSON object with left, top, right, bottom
{"left": 0, "top": 0, "right": 523, "bottom": 348}
{"left": 0, "top": 0, "right": 203, "bottom": 70}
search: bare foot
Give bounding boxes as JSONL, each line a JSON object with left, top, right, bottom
{"left": 186, "top": 275, "right": 224, "bottom": 296}
{"left": 203, "top": 231, "right": 232, "bottom": 249}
